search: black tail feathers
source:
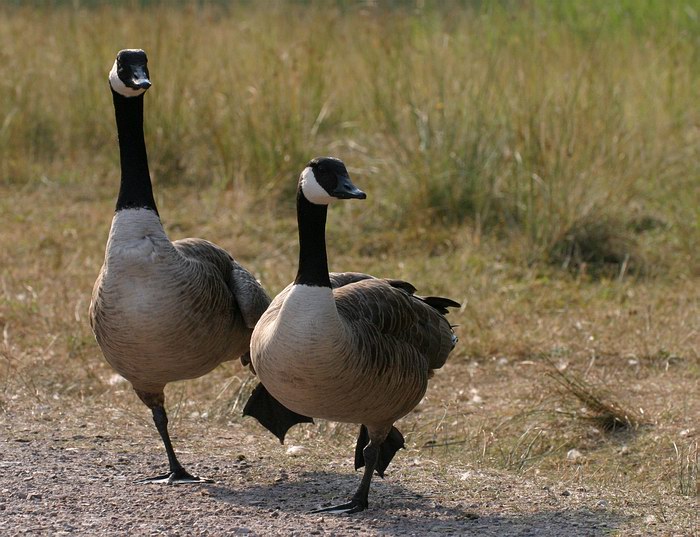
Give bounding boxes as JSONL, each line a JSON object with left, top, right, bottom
{"left": 421, "top": 296, "right": 461, "bottom": 315}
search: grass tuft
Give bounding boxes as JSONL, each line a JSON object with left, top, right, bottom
{"left": 548, "top": 214, "right": 640, "bottom": 278}
{"left": 673, "top": 441, "right": 699, "bottom": 497}
{"left": 546, "top": 361, "right": 644, "bottom": 433}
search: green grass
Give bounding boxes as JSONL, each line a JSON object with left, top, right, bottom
{"left": 1, "top": 1, "right": 698, "bottom": 276}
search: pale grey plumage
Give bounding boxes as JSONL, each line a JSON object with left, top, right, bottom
{"left": 89, "top": 208, "right": 270, "bottom": 485}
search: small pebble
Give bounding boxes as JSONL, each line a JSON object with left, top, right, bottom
{"left": 286, "top": 445, "right": 306, "bottom": 457}
{"left": 566, "top": 449, "right": 584, "bottom": 462}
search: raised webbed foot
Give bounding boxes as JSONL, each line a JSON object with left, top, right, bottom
{"left": 243, "top": 382, "right": 313, "bottom": 443}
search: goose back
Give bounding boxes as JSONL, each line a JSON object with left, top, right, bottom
{"left": 334, "top": 276, "right": 456, "bottom": 372}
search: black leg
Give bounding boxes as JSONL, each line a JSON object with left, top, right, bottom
{"left": 312, "top": 428, "right": 386, "bottom": 514}
{"left": 135, "top": 390, "right": 212, "bottom": 484}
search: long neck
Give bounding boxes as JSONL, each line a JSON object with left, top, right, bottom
{"left": 294, "top": 189, "right": 332, "bottom": 287}
{"left": 112, "top": 89, "right": 158, "bottom": 215}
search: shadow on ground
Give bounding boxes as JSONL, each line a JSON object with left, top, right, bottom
{"left": 0, "top": 423, "right": 631, "bottom": 536}
{"left": 208, "top": 471, "right": 626, "bottom": 536}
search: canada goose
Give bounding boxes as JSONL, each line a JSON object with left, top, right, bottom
{"left": 244, "top": 157, "right": 459, "bottom": 513}
{"left": 89, "top": 49, "right": 270, "bottom": 484}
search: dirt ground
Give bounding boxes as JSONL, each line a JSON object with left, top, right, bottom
{"left": 1, "top": 360, "right": 696, "bottom": 537}
{"left": 0, "top": 413, "right": 622, "bottom": 537}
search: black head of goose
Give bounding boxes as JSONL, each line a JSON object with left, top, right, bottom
{"left": 89, "top": 49, "right": 271, "bottom": 484}
{"left": 245, "top": 157, "right": 460, "bottom": 513}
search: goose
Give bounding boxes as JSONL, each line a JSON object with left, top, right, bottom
{"left": 89, "top": 49, "right": 271, "bottom": 484}
{"left": 244, "top": 157, "right": 459, "bottom": 513}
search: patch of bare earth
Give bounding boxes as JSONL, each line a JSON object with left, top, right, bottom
{"left": 1, "top": 355, "right": 696, "bottom": 536}
{"left": 0, "top": 411, "right": 616, "bottom": 536}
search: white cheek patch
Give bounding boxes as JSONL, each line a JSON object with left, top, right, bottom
{"left": 300, "top": 167, "right": 334, "bottom": 205}
{"left": 109, "top": 60, "right": 147, "bottom": 97}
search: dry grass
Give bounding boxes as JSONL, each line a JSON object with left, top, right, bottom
{"left": 0, "top": 1, "right": 699, "bottom": 534}
{"left": 673, "top": 440, "right": 699, "bottom": 497}
{"left": 1, "top": 1, "right": 699, "bottom": 276}
{"left": 545, "top": 360, "right": 644, "bottom": 432}
{"left": 0, "top": 178, "right": 698, "bottom": 530}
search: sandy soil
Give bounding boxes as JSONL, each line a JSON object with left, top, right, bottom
{"left": 1, "top": 403, "right": 693, "bottom": 537}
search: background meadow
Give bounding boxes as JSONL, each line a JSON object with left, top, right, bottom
{"left": 0, "top": 1, "right": 698, "bottom": 533}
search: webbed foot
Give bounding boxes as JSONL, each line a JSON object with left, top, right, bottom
{"left": 310, "top": 497, "right": 368, "bottom": 514}
{"left": 354, "top": 425, "right": 404, "bottom": 476}
{"left": 138, "top": 468, "right": 213, "bottom": 485}
{"left": 243, "top": 382, "right": 313, "bottom": 443}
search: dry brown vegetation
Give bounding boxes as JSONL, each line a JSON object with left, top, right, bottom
{"left": 1, "top": 1, "right": 698, "bottom": 535}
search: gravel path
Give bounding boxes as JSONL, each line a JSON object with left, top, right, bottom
{"left": 2, "top": 366, "right": 696, "bottom": 536}
{"left": 0, "top": 407, "right": 646, "bottom": 537}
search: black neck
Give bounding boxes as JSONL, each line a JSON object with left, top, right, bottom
{"left": 112, "top": 89, "right": 158, "bottom": 215}
{"left": 294, "top": 189, "right": 332, "bottom": 287}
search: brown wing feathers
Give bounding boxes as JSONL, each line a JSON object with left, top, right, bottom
{"left": 174, "top": 238, "right": 271, "bottom": 329}
{"left": 334, "top": 278, "right": 459, "bottom": 374}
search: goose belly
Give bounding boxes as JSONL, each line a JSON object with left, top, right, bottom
{"left": 253, "top": 334, "right": 428, "bottom": 427}
{"left": 92, "top": 277, "right": 247, "bottom": 391}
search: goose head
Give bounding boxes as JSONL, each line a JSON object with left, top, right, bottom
{"left": 109, "top": 49, "right": 152, "bottom": 97}
{"left": 299, "top": 157, "right": 367, "bottom": 205}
